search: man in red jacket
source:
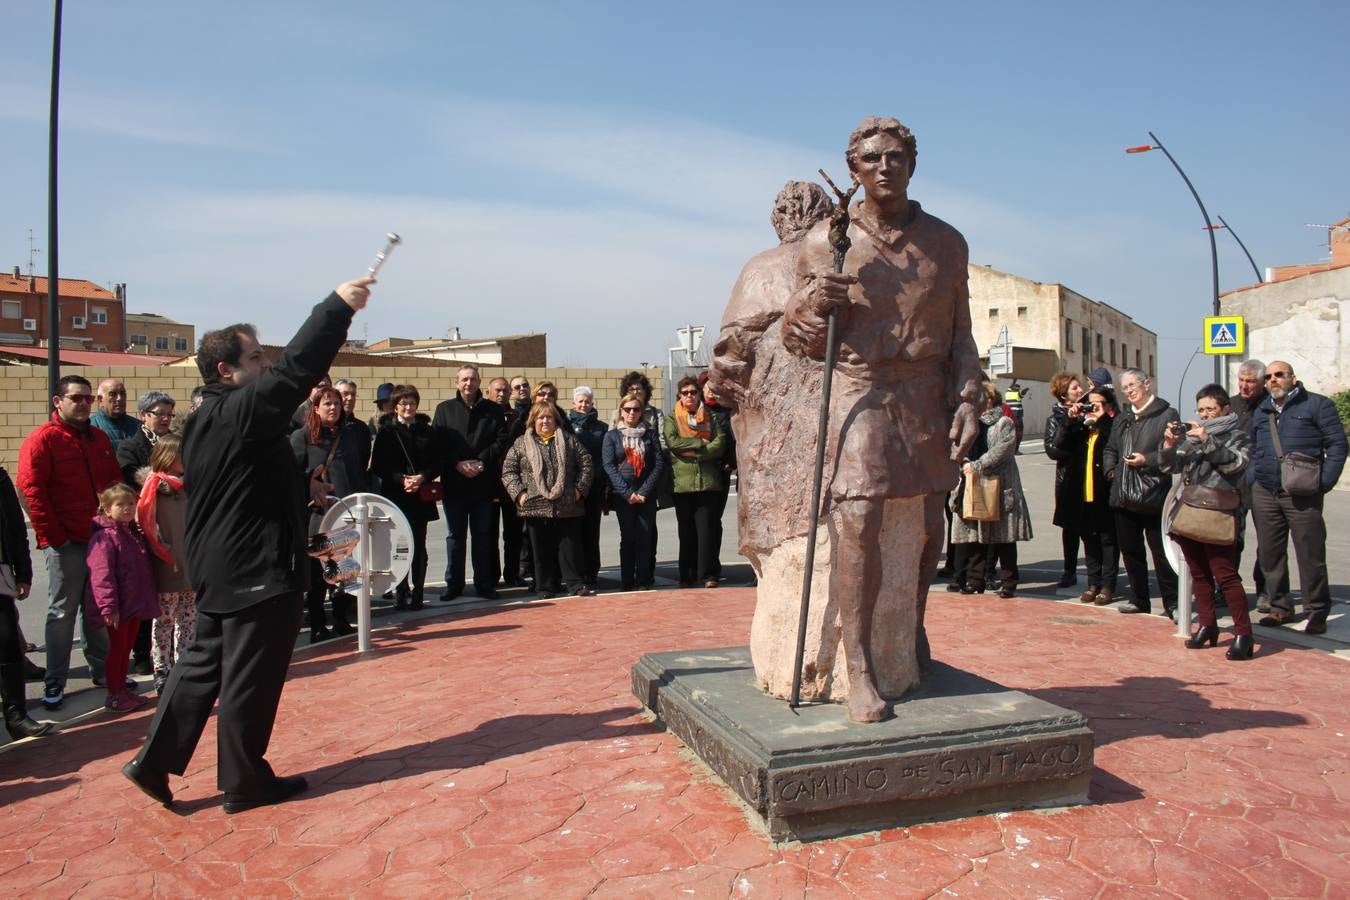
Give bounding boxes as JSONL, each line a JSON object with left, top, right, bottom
{"left": 18, "top": 374, "right": 124, "bottom": 710}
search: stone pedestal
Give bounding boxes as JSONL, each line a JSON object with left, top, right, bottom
{"left": 633, "top": 647, "right": 1093, "bottom": 843}
{"left": 750, "top": 495, "right": 926, "bottom": 702}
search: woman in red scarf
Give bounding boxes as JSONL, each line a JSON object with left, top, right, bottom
{"left": 135, "top": 433, "right": 195, "bottom": 694}
{"left": 601, "top": 396, "right": 667, "bottom": 590}
{"left": 664, "top": 375, "right": 727, "bottom": 588}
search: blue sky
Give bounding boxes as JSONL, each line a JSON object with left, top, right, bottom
{"left": 2, "top": 1, "right": 1346, "bottom": 402}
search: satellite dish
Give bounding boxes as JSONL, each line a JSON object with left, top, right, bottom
{"left": 318, "top": 493, "right": 413, "bottom": 599}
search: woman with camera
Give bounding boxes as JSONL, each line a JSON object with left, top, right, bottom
{"left": 1050, "top": 386, "right": 1120, "bottom": 605}
{"left": 1044, "top": 372, "right": 1086, "bottom": 588}
{"left": 1105, "top": 369, "right": 1181, "bottom": 618}
{"left": 1160, "top": 384, "right": 1254, "bottom": 660}
{"left": 369, "top": 385, "right": 440, "bottom": 610}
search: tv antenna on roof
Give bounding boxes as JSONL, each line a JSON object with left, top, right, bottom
{"left": 27, "top": 228, "right": 40, "bottom": 276}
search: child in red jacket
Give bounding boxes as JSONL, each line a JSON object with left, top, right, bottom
{"left": 87, "top": 484, "right": 161, "bottom": 712}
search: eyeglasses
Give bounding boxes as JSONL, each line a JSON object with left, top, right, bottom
{"left": 396, "top": 399, "right": 418, "bottom": 408}
{"left": 679, "top": 389, "right": 699, "bottom": 396}
{"left": 146, "top": 409, "right": 174, "bottom": 419}
{"left": 621, "top": 406, "right": 643, "bottom": 413}
{"left": 1264, "top": 371, "right": 1290, "bottom": 381}
{"left": 63, "top": 394, "right": 95, "bottom": 404}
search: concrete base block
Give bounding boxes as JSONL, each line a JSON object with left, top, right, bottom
{"left": 633, "top": 647, "right": 1093, "bottom": 842}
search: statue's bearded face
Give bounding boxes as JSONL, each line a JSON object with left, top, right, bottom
{"left": 851, "top": 133, "right": 913, "bottom": 207}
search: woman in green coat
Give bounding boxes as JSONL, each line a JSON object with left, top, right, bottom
{"left": 664, "top": 375, "right": 727, "bottom": 588}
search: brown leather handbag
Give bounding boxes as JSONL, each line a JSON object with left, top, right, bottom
{"left": 1169, "top": 482, "right": 1239, "bottom": 545}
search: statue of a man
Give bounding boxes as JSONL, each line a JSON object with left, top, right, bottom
{"left": 781, "top": 116, "right": 982, "bottom": 722}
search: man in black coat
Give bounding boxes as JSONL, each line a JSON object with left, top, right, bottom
{"left": 1228, "top": 358, "right": 1278, "bottom": 609}
{"left": 1249, "top": 360, "right": 1348, "bottom": 634}
{"left": 122, "top": 276, "right": 374, "bottom": 813}
{"left": 432, "top": 365, "right": 508, "bottom": 600}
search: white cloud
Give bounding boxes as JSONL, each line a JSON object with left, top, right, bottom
{"left": 0, "top": 77, "right": 255, "bottom": 149}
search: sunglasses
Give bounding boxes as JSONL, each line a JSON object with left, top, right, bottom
{"left": 63, "top": 394, "right": 95, "bottom": 404}
{"left": 621, "top": 406, "right": 643, "bottom": 413}
{"left": 679, "top": 389, "right": 699, "bottom": 396}
{"left": 512, "top": 383, "right": 530, "bottom": 390}
{"left": 1263, "top": 371, "right": 1290, "bottom": 381}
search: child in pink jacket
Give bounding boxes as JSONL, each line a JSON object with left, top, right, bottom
{"left": 87, "top": 484, "right": 160, "bottom": 712}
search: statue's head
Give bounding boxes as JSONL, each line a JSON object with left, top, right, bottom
{"left": 771, "top": 181, "right": 834, "bottom": 244}
{"left": 845, "top": 116, "right": 918, "bottom": 179}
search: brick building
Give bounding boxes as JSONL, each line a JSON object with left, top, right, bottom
{"left": 0, "top": 269, "right": 126, "bottom": 351}
{"left": 125, "top": 312, "right": 195, "bottom": 355}
{"left": 367, "top": 332, "right": 547, "bottom": 368}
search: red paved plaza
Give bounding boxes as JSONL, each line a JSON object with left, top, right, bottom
{"left": 2, "top": 587, "right": 1348, "bottom": 897}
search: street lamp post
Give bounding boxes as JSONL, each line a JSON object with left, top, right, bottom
{"left": 1211, "top": 215, "right": 1262, "bottom": 284}
{"left": 1127, "top": 132, "right": 1222, "bottom": 384}
{"left": 46, "top": 0, "right": 63, "bottom": 400}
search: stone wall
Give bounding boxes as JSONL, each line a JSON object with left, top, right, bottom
{"left": 0, "top": 364, "right": 665, "bottom": 471}
{"left": 1221, "top": 267, "right": 1350, "bottom": 395}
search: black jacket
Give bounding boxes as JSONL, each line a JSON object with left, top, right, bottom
{"left": 369, "top": 412, "right": 442, "bottom": 523}
{"left": 182, "top": 293, "right": 353, "bottom": 613}
{"left": 0, "top": 467, "right": 33, "bottom": 587}
{"left": 290, "top": 422, "right": 371, "bottom": 535}
{"left": 1043, "top": 404, "right": 1074, "bottom": 514}
{"left": 1051, "top": 414, "right": 1115, "bottom": 535}
{"left": 1104, "top": 396, "right": 1180, "bottom": 514}
{"left": 1249, "top": 385, "right": 1348, "bottom": 494}
{"left": 117, "top": 428, "right": 155, "bottom": 487}
{"left": 431, "top": 392, "right": 509, "bottom": 502}
{"left": 1229, "top": 388, "right": 1267, "bottom": 436}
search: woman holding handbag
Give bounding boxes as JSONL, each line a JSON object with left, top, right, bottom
{"left": 1160, "top": 383, "right": 1254, "bottom": 660}
{"left": 950, "top": 381, "right": 1032, "bottom": 597}
{"left": 369, "top": 385, "right": 441, "bottom": 609}
{"left": 291, "top": 386, "right": 368, "bottom": 640}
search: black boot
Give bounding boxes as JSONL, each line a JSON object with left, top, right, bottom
{"left": 2, "top": 662, "right": 51, "bottom": 740}
{"left": 331, "top": 592, "right": 354, "bottom": 636}
{"left": 1185, "top": 625, "right": 1220, "bottom": 648}
{"left": 1226, "top": 634, "right": 1255, "bottom": 660}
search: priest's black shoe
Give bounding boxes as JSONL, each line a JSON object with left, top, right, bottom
{"left": 223, "top": 775, "right": 308, "bottom": 814}
{"left": 1226, "top": 634, "right": 1255, "bottom": 660}
{"left": 1185, "top": 625, "right": 1219, "bottom": 648}
{"left": 122, "top": 759, "right": 173, "bottom": 806}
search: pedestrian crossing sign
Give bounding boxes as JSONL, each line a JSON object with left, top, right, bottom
{"left": 1203, "top": 315, "right": 1245, "bottom": 355}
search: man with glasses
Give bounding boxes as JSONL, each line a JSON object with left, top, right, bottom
{"left": 18, "top": 375, "right": 124, "bottom": 709}
{"left": 1249, "top": 361, "right": 1347, "bottom": 634}
{"left": 90, "top": 378, "right": 140, "bottom": 447}
{"left": 1229, "top": 358, "right": 1278, "bottom": 611}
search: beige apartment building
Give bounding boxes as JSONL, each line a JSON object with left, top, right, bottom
{"left": 968, "top": 264, "right": 1157, "bottom": 381}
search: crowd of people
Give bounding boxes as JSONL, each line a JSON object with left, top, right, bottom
{"left": 3, "top": 349, "right": 1347, "bottom": 742}
{"left": 1036, "top": 359, "right": 1346, "bottom": 660}
{"left": 1, "top": 361, "right": 744, "bottom": 739}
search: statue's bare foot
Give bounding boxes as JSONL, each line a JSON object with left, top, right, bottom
{"left": 847, "top": 682, "right": 889, "bottom": 723}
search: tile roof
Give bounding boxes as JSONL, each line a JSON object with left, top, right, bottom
{"left": 0, "top": 274, "right": 116, "bottom": 300}
{"left": 0, "top": 345, "right": 174, "bottom": 366}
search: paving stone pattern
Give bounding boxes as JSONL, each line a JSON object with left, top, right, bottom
{"left": 1, "top": 587, "right": 1348, "bottom": 897}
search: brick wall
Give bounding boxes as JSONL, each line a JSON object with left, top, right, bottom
{"left": 0, "top": 365, "right": 666, "bottom": 471}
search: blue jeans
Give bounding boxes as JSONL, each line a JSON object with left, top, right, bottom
{"left": 44, "top": 542, "right": 108, "bottom": 691}
{"left": 442, "top": 496, "right": 500, "bottom": 594}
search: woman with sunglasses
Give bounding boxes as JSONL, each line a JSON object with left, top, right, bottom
{"left": 1160, "top": 384, "right": 1254, "bottom": 659}
{"left": 602, "top": 397, "right": 666, "bottom": 590}
{"left": 664, "top": 375, "right": 727, "bottom": 588}
{"left": 1050, "top": 387, "right": 1121, "bottom": 606}
{"left": 501, "top": 401, "right": 594, "bottom": 599}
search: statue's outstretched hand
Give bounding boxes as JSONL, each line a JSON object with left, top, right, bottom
{"left": 949, "top": 401, "right": 979, "bottom": 461}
